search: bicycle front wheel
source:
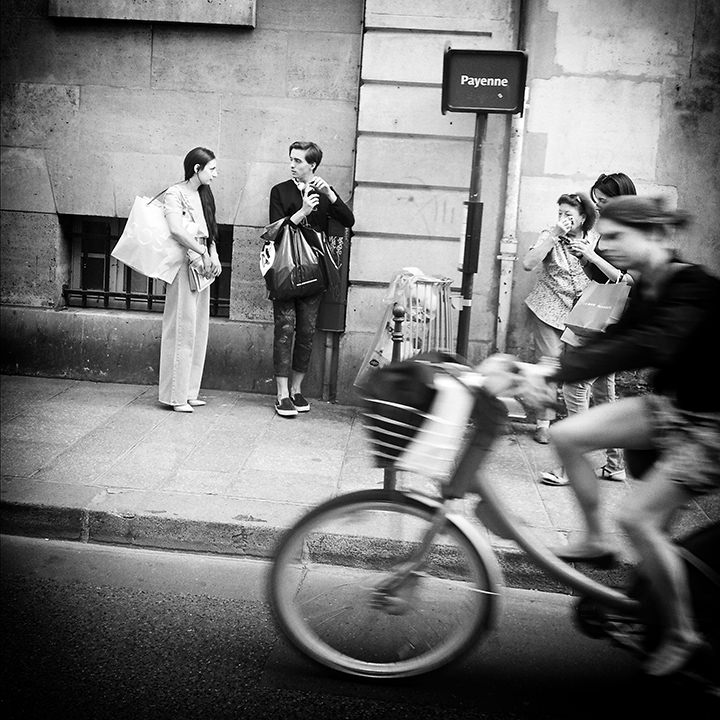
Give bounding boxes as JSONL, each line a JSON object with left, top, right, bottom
{"left": 269, "top": 489, "right": 501, "bottom": 678}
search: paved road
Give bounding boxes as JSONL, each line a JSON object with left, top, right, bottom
{"left": 3, "top": 536, "right": 715, "bottom": 720}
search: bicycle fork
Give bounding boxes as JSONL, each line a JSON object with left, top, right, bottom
{"left": 369, "top": 502, "right": 450, "bottom": 614}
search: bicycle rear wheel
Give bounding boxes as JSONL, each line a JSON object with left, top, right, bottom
{"left": 269, "top": 489, "right": 501, "bottom": 678}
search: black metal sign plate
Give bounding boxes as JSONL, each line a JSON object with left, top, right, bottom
{"left": 442, "top": 49, "right": 527, "bottom": 114}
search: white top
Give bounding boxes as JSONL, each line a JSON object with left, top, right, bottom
{"left": 164, "top": 183, "right": 209, "bottom": 239}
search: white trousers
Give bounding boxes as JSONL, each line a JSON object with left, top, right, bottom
{"left": 158, "top": 264, "right": 210, "bottom": 406}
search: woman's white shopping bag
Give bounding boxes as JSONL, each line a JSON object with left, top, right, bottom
{"left": 111, "top": 195, "right": 185, "bottom": 283}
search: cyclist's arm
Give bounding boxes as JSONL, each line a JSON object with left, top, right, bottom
{"left": 554, "top": 267, "right": 717, "bottom": 384}
{"left": 473, "top": 356, "right": 557, "bottom": 412}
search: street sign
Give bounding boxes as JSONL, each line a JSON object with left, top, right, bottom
{"left": 441, "top": 49, "right": 527, "bottom": 115}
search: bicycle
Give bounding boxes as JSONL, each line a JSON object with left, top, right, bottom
{"left": 268, "top": 353, "right": 720, "bottom": 689}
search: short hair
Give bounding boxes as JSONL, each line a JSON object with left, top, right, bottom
{"left": 557, "top": 191, "right": 597, "bottom": 233}
{"left": 599, "top": 196, "right": 691, "bottom": 233}
{"left": 591, "top": 172, "right": 637, "bottom": 202}
{"left": 289, "top": 141, "right": 323, "bottom": 170}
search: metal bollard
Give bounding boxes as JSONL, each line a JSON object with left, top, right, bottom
{"left": 383, "top": 304, "right": 406, "bottom": 491}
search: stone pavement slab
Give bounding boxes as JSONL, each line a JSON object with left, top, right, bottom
{"left": 2, "top": 374, "right": 717, "bottom": 594}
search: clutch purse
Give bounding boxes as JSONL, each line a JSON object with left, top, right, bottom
{"left": 188, "top": 262, "right": 215, "bottom": 292}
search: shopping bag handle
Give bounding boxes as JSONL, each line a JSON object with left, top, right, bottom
{"left": 147, "top": 187, "right": 169, "bottom": 206}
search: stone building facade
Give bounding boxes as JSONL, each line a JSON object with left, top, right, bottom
{"left": 1, "top": 0, "right": 718, "bottom": 403}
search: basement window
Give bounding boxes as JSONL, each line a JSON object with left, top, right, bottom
{"left": 60, "top": 215, "right": 231, "bottom": 318}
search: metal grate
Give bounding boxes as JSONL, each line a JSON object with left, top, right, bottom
{"left": 361, "top": 372, "right": 476, "bottom": 481}
{"left": 60, "top": 215, "right": 231, "bottom": 317}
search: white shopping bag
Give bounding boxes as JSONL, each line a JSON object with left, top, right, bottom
{"left": 111, "top": 195, "right": 185, "bottom": 283}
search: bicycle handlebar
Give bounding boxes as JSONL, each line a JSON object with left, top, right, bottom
{"left": 457, "top": 358, "right": 561, "bottom": 416}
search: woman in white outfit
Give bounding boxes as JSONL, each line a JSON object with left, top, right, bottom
{"left": 158, "top": 147, "right": 221, "bottom": 413}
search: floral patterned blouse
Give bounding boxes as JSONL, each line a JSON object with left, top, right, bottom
{"left": 524, "top": 228, "right": 599, "bottom": 330}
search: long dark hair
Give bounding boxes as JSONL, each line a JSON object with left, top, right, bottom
{"left": 591, "top": 172, "right": 637, "bottom": 202}
{"left": 183, "top": 147, "right": 218, "bottom": 247}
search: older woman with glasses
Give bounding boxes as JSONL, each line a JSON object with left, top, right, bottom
{"left": 523, "top": 191, "right": 598, "bottom": 447}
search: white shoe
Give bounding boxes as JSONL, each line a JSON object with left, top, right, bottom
{"left": 540, "top": 470, "right": 569, "bottom": 486}
{"left": 173, "top": 404, "right": 193, "bottom": 413}
{"left": 187, "top": 399, "right": 207, "bottom": 407}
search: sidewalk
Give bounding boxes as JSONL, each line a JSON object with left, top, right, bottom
{"left": 1, "top": 374, "right": 716, "bottom": 593}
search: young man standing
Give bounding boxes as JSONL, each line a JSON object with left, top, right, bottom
{"left": 268, "top": 141, "right": 355, "bottom": 417}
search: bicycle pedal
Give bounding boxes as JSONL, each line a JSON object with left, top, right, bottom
{"left": 605, "top": 622, "right": 648, "bottom": 657}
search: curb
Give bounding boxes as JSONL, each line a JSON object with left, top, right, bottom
{"left": 0, "top": 500, "right": 631, "bottom": 596}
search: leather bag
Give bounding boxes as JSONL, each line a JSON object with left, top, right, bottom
{"left": 260, "top": 219, "right": 327, "bottom": 300}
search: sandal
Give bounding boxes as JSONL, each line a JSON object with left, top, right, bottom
{"left": 540, "top": 470, "right": 569, "bottom": 486}
{"left": 596, "top": 465, "right": 626, "bottom": 481}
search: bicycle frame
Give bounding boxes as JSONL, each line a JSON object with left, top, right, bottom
{"left": 423, "top": 386, "right": 641, "bottom": 614}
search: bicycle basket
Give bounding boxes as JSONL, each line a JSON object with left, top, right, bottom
{"left": 360, "top": 352, "right": 475, "bottom": 481}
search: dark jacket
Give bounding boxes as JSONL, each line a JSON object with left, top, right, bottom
{"left": 555, "top": 261, "right": 720, "bottom": 412}
{"left": 269, "top": 179, "right": 355, "bottom": 234}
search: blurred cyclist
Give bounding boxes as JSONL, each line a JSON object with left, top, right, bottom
{"left": 538, "top": 195, "right": 720, "bottom": 676}
{"left": 479, "top": 195, "right": 719, "bottom": 677}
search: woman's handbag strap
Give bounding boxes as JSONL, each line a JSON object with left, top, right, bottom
{"left": 147, "top": 187, "right": 169, "bottom": 205}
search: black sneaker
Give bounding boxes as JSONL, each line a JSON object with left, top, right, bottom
{"left": 275, "top": 397, "right": 298, "bottom": 417}
{"left": 291, "top": 393, "right": 310, "bottom": 413}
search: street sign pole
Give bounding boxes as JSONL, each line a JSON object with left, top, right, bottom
{"left": 441, "top": 48, "right": 527, "bottom": 361}
{"left": 456, "top": 112, "right": 487, "bottom": 359}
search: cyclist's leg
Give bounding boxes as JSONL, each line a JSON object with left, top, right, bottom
{"left": 618, "top": 395, "right": 720, "bottom": 675}
{"left": 550, "top": 397, "right": 652, "bottom": 552}
{"left": 617, "top": 472, "right": 701, "bottom": 675}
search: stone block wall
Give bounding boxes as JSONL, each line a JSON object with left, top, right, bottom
{"left": 340, "top": 0, "right": 519, "bottom": 399}
{"left": 2, "top": 0, "right": 719, "bottom": 402}
{"left": 0, "top": 0, "right": 362, "bottom": 397}
{"left": 507, "top": 0, "right": 720, "bottom": 358}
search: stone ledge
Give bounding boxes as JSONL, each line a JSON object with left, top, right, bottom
{"left": 0, "top": 499, "right": 631, "bottom": 595}
{"left": 48, "top": 0, "right": 256, "bottom": 27}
